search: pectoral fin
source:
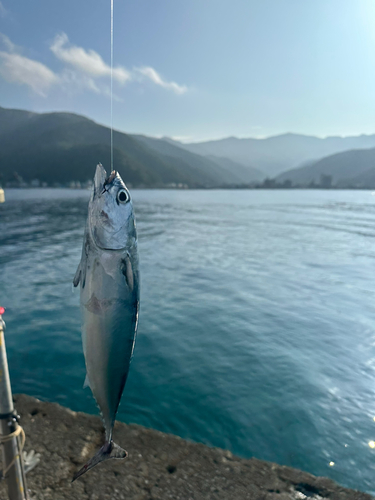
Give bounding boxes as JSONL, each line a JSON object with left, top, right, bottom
{"left": 83, "top": 374, "right": 90, "bottom": 389}
{"left": 121, "top": 254, "right": 134, "bottom": 291}
{"left": 73, "top": 263, "right": 81, "bottom": 287}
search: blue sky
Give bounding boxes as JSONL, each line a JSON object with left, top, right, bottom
{"left": 1, "top": 0, "right": 375, "bottom": 141}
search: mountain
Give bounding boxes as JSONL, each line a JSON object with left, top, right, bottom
{"left": 0, "top": 107, "right": 251, "bottom": 188}
{"left": 3, "top": 106, "right": 375, "bottom": 187}
{"left": 131, "top": 135, "right": 263, "bottom": 184}
{"left": 170, "top": 133, "right": 375, "bottom": 177}
{"left": 205, "top": 155, "right": 264, "bottom": 183}
{"left": 0, "top": 107, "right": 36, "bottom": 136}
{"left": 348, "top": 166, "right": 375, "bottom": 187}
{"left": 162, "top": 137, "right": 265, "bottom": 181}
{"left": 276, "top": 147, "right": 375, "bottom": 187}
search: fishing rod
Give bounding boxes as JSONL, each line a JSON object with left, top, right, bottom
{"left": 0, "top": 308, "right": 28, "bottom": 500}
{"left": 0, "top": 308, "right": 40, "bottom": 500}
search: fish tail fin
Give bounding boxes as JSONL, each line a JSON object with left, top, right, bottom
{"left": 72, "top": 440, "right": 127, "bottom": 482}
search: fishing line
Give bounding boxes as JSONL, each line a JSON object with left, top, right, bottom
{"left": 110, "top": 0, "right": 114, "bottom": 171}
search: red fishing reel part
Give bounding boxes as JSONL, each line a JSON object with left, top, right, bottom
{"left": 0, "top": 307, "right": 5, "bottom": 315}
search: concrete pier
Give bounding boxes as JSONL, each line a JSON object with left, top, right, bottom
{"left": 0, "top": 394, "right": 372, "bottom": 500}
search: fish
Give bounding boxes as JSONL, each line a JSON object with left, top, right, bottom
{"left": 72, "top": 163, "right": 140, "bottom": 481}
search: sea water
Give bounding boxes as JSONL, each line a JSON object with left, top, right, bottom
{"left": 1, "top": 188, "right": 375, "bottom": 493}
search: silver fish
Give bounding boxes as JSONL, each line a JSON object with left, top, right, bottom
{"left": 72, "top": 164, "right": 139, "bottom": 481}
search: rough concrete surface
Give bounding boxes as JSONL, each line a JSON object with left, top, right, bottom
{"left": 0, "top": 395, "right": 372, "bottom": 500}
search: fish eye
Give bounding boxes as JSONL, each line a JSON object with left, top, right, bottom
{"left": 117, "top": 189, "right": 129, "bottom": 204}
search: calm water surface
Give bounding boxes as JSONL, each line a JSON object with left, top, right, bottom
{"left": 1, "top": 188, "right": 375, "bottom": 493}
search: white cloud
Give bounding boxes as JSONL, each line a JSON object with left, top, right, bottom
{"left": 0, "top": 32, "right": 58, "bottom": 96}
{"left": 59, "top": 68, "right": 100, "bottom": 94}
{"left": 50, "top": 33, "right": 131, "bottom": 84}
{"left": 58, "top": 69, "right": 123, "bottom": 101}
{"left": 0, "top": 33, "right": 16, "bottom": 52}
{"left": 50, "top": 33, "right": 188, "bottom": 95}
{"left": 0, "top": 2, "right": 7, "bottom": 18}
{"left": 0, "top": 51, "right": 58, "bottom": 96}
{"left": 136, "top": 66, "right": 188, "bottom": 95}
{"left": 0, "top": 33, "right": 104, "bottom": 98}
{"left": 0, "top": 32, "right": 188, "bottom": 98}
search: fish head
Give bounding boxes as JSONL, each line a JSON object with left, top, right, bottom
{"left": 88, "top": 163, "right": 136, "bottom": 250}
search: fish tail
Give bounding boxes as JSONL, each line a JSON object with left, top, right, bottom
{"left": 72, "top": 440, "right": 127, "bottom": 482}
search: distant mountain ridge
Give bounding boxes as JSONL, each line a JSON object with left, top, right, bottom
{"left": 0, "top": 107, "right": 259, "bottom": 187}
{"left": 2, "top": 105, "right": 375, "bottom": 188}
{"left": 276, "top": 147, "right": 375, "bottom": 187}
{"left": 204, "top": 155, "right": 264, "bottom": 183}
{"left": 170, "top": 133, "right": 375, "bottom": 177}
{"left": 131, "top": 134, "right": 264, "bottom": 184}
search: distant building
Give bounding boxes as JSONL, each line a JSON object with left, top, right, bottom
{"left": 282, "top": 179, "right": 292, "bottom": 188}
{"left": 320, "top": 174, "right": 333, "bottom": 188}
{"left": 261, "top": 178, "right": 277, "bottom": 188}
{"left": 7, "top": 171, "right": 28, "bottom": 188}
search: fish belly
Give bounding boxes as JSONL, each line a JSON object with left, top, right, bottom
{"left": 81, "top": 255, "right": 137, "bottom": 438}
{"left": 83, "top": 302, "right": 136, "bottom": 436}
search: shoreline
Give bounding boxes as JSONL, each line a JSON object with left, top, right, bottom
{"left": 0, "top": 395, "right": 372, "bottom": 500}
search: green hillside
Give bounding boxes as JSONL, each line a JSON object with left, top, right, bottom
{"left": 133, "top": 135, "right": 264, "bottom": 183}
{"left": 276, "top": 147, "right": 375, "bottom": 187}
{"left": 0, "top": 107, "right": 238, "bottom": 187}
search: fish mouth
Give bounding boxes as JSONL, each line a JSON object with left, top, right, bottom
{"left": 104, "top": 170, "right": 117, "bottom": 188}
{"left": 94, "top": 164, "right": 106, "bottom": 196}
{"left": 93, "top": 164, "right": 117, "bottom": 196}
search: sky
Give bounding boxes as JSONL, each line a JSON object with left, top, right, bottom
{"left": 1, "top": 0, "right": 375, "bottom": 141}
